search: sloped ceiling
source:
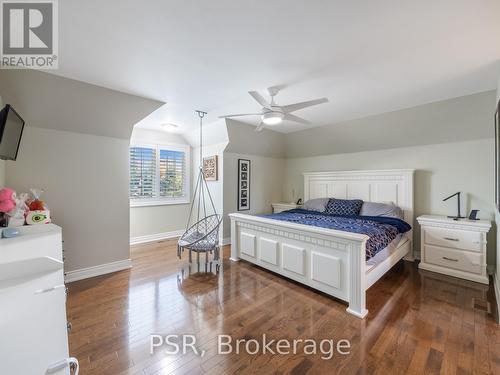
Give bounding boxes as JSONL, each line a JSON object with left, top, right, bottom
{"left": 225, "top": 120, "right": 286, "bottom": 158}
{"left": 53, "top": 0, "right": 500, "bottom": 133}
{"left": 285, "top": 90, "right": 496, "bottom": 158}
{"left": 0, "top": 70, "right": 163, "bottom": 139}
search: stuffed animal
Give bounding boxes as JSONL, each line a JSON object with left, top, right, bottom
{"left": 7, "top": 192, "right": 28, "bottom": 227}
{"left": 26, "top": 188, "right": 51, "bottom": 225}
{"left": 0, "top": 188, "right": 16, "bottom": 213}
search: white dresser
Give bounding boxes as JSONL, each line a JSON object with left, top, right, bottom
{"left": 0, "top": 224, "right": 77, "bottom": 375}
{"left": 417, "top": 215, "right": 491, "bottom": 284}
{"left": 272, "top": 202, "right": 302, "bottom": 213}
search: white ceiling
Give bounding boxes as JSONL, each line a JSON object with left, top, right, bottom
{"left": 55, "top": 0, "right": 500, "bottom": 134}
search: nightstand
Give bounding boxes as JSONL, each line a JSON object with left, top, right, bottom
{"left": 417, "top": 215, "right": 491, "bottom": 284}
{"left": 272, "top": 202, "right": 301, "bottom": 214}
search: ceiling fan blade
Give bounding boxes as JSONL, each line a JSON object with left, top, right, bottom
{"left": 284, "top": 113, "right": 311, "bottom": 125}
{"left": 255, "top": 122, "right": 265, "bottom": 132}
{"left": 249, "top": 91, "right": 272, "bottom": 109}
{"left": 281, "top": 98, "right": 328, "bottom": 113}
{"left": 218, "top": 113, "right": 262, "bottom": 118}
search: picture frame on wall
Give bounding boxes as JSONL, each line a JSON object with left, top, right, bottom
{"left": 495, "top": 100, "right": 500, "bottom": 211}
{"left": 203, "top": 155, "right": 218, "bottom": 181}
{"left": 238, "top": 159, "right": 250, "bottom": 211}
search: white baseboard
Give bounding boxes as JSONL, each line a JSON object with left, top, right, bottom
{"left": 65, "top": 259, "right": 132, "bottom": 283}
{"left": 494, "top": 272, "right": 500, "bottom": 325}
{"left": 130, "top": 230, "right": 184, "bottom": 245}
{"left": 221, "top": 237, "right": 231, "bottom": 246}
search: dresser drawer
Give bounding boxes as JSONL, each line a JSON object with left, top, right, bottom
{"left": 424, "top": 245, "right": 481, "bottom": 274}
{"left": 423, "top": 227, "right": 482, "bottom": 252}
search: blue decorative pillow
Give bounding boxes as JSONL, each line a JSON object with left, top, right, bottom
{"left": 325, "top": 198, "right": 363, "bottom": 216}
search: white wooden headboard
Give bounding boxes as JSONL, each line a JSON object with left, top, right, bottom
{"left": 304, "top": 169, "right": 415, "bottom": 238}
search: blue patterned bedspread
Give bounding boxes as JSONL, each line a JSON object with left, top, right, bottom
{"left": 259, "top": 209, "right": 411, "bottom": 259}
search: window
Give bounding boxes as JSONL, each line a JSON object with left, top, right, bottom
{"left": 129, "top": 143, "right": 190, "bottom": 206}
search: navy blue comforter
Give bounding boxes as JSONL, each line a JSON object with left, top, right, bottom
{"left": 259, "top": 209, "right": 411, "bottom": 259}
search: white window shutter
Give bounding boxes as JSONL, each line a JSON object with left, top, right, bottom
{"left": 159, "top": 149, "right": 186, "bottom": 198}
{"left": 129, "top": 146, "right": 157, "bottom": 199}
{"left": 129, "top": 144, "right": 190, "bottom": 204}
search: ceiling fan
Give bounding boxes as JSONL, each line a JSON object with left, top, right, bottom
{"left": 219, "top": 87, "right": 329, "bottom": 131}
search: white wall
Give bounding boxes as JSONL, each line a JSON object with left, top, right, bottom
{"left": 5, "top": 127, "right": 130, "bottom": 272}
{"left": 284, "top": 139, "right": 495, "bottom": 263}
{"left": 129, "top": 128, "right": 193, "bottom": 240}
{"left": 223, "top": 152, "right": 285, "bottom": 239}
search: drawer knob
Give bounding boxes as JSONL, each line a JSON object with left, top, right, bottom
{"left": 443, "top": 237, "right": 459, "bottom": 242}
{"left": 442, "top": 256, "right": 459, "bottom": 262}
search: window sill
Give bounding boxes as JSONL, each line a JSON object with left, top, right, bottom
{"left": 130, "top": 199, "right": 190, "bottom": 208}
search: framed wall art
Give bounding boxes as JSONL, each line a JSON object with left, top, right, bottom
{"left": 237, "top": 159, "right": 250, "bottom": 210}
{"left": 203, "top": 155, "right": 218, "bottom": 181}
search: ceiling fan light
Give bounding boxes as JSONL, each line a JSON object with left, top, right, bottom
{"left": 262, "top": 111, "right": 284, "bottom": 125}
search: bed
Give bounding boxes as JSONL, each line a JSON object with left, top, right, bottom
{"left": 229, "top": 169, "right": 414, "bottom": 318}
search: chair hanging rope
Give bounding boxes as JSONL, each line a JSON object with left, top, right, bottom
{"left": 177, "top": 111, "right": 222, "bottom": 269}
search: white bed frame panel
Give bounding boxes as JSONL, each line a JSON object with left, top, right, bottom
{"left": 229, "top": 169, "right": 414, "bottom": 318}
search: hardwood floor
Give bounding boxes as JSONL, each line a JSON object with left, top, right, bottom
{"left": 67, "top": 240, "right": 500, "bottom": 375}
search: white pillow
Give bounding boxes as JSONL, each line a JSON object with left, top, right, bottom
{"left": 360, "top": 201, "right": 404, "bottom": 219}
{"left": 303, "top": 198, "right": 329, "bottom": 212}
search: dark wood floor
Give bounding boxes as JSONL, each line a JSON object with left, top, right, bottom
{"left": 67, "top": 240, "right": 500, "bottom": 375}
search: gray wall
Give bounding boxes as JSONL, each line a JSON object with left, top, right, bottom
{"left": 284, "top": 139, "right": 495, "bottom": 263}
{"left": 6, "top": 127, "right": 130, "bottom": 272}
{"left": 223, "top": 152, "right": 285, "bottom": 239}
{"left": 0, "top": 161, "right": 4, "bottom": 188}
{"left": 1, "top": 72, "right": 162, "bottom": 272}
{"left": 0, "top": 97, "right": 4, "bottom": 187}
{"left": 192, "top": 142, "right": 227, "bottom": 236}
{"left": 495, "top": 76, "right": 500, "bottom": 322}
{"left": 222, "top": 120, "right": 286, "bottom": 239}
{"left": 129, "top": 128, "right": 192, "bottom": 240}
{"left": 285, "top": 91, "right": 495, "bottom": 158}
{"left": 282, "top": 89, "right": 497, "bottom": 266}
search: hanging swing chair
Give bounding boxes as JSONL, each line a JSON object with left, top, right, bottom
{"left": 178, "top": 111, "right": 222, "bottom": 270}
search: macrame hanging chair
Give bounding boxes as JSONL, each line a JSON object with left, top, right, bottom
{"left": 177, "top": 111, "right": 222, "bottom": 269}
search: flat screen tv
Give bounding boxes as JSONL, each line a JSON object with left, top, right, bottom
{"left": 0, "top": 104, "right": 25, "bottom": 161}
{"left": 496, "top": 99, "right": 500, "bottom": 211}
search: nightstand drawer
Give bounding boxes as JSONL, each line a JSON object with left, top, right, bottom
{"left": 424, "top": 245, "right": 481, "bottom": 274}
{"left": 424, "top": 227, "right": 481, "bottom": 252}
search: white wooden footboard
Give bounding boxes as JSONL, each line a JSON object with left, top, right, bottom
{"left": 230, "top": 213, "right": 369, "bottom": 318}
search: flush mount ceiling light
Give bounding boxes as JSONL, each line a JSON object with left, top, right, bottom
{"left": 160, "top": 123, "right": 179, "bottom": 132}
{"left": 262, "top": 111, "right": 284, "bottom": 125}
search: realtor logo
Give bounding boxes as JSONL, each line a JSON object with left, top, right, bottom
{"left": 1, "top": 0, "right": 58, "bottom": 69}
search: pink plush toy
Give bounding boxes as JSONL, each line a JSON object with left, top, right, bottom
{"left": 0, "top": 188, "right": 16, "bottom": 213}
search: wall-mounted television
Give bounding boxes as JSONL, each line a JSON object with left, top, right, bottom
{"left": 495, "top": 99, "right": 500, "bottom": 211}
{"left": 0, "top": 104, "right": 25, "bottom": 161}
